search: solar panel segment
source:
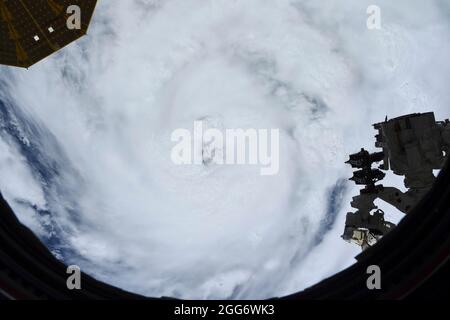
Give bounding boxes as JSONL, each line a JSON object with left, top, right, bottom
{"left": 0, "top": 0, "right": 97, "bottom": 68}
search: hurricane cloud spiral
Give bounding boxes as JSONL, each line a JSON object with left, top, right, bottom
{"left": 0, "top": 0, "right": 449, "bottom": 299}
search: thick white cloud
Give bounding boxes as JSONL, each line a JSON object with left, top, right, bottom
{"left": 0, "top": 0, "right": 449, "bottom": 299}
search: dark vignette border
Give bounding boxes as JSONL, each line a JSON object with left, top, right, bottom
{"left": 0, "top": 159, "right": 449, "bottom": 300}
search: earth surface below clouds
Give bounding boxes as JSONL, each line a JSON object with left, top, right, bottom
{"left": 0, "top": 0, "right": 449, "bottom": 299}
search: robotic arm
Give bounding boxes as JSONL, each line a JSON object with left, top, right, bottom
{"left": 342, "top": 113, "right": 449, "bottom": 250}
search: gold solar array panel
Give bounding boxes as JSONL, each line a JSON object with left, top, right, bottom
{"left": 0, "top": 0, "right": 97, "bottom": 68}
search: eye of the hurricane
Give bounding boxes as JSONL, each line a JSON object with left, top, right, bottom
{"left": 0, "top": 0, "right": 449, "bottom": 300}
{"left": 199, "top": 117, "right": 224, "bottom": 167}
